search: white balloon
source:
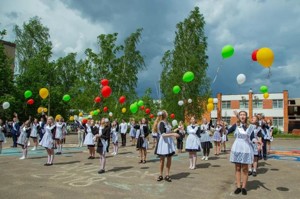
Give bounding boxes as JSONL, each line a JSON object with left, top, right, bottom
{"left": 2, "top": 102, "right": 10, "bottom": 109}
{"left": 188, "top": 98, "right": 192, "bottom": 103}
{"left": 178, "top": 100, "right": 184, "bottom": 106}
{"left": 236, "top": 74, "right": 246, "bottom": 85}
{"left": 109, "top": 112, "right": 113, "bottom": 117}
{"left": 213, "top": 98, "right": 218, "bottom": 104}
{"left": 172, "top": 120, "right": 178, "bottom": 127}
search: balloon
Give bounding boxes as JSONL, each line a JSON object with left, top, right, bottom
{"left": 122, "top": 108, "right": 126, "bottom": 113}
{"left": 130, "top": 103, "right": 138, "bottom": 114}
{"left": 182, "top": 71, "right": 195, "bottom": 83}
{"left": 55, "top": 114, "right": 62, "bottom": 121}
{"left": 37, "top": 107, "right": 43, "bottom": 113}
{"left": 27, "top": 99, "right": 34, "bottom": 105}
{"left": 145, "top": 108, "right": 151, "bottom": 114}
{"left": 149, "top": 114, "right": 154, "bottom": 119}
{"left": 82, "top": 118, "right": 88, "bottom": 124}
{"left": 170, "top": 113, "right": 175, "bottom": 119}
{"left": 101, "top": 79, "right": 109, "bottom": 86}
{"left": 257, "top": 47, "right": 274, "bottom": 68}
{"left": 188, "top": 98, "right": 192, "bottom": 103}
{"left": 236, "top": 74, "right": 246, "bottom": 85}
{"left": 252, "top": 49, "right": 258, "bottom": 61}
{"left": 208, "top": 98, "right": 213, "bottom": 103}
{"left": 137, "top": 100, "right": 144, "bottom": 107}
{"left": 207, "top": 103, "right": 214, "bottom": 112}
{"left": 178, "top": 100, "right": 184, "bottom": 106}
{"left": 43, "top": 108, "right": 48, "bottom": 112}
{"left": 213, "top": 98, "right": 218, "bottom": 104}
{"left": 63, "top": 94, "right": 71, "bottom": 102}
{"left": 172, "top": 120, "right": 178, "bottom": 127}
{"left": 90, "top": 111, "right": 94, "bottom": 116}
{"left": 93, "top": 110, "right": 99, "bottom": 115}
{"left": 263, "top": 93, "right": 269, "bottom": 99}
{"left": 94, "top": 96, "right": 101, "bottom": 103}
{"left": 119, "top": 96, "right": 126, "bottom": 104}
{"left": 101, "top": 86, "right": 112, "bottom": 98}
{"left": 221, "top": 45, "right": 234, "bottom": 59}
{"left": 140, "top": 105, "right": 145, "bottom": 110}
{"left": 24, "top": 90, "right": 32, "bottom": 99}
{"left": 103, "top": 107, "right": 108, "bottom": 112}
{"left": 260, "top": 85, "right": 268, "bottom": 93}
{"left": 79, "top": 112, "right": 83, "bottom": 117}
{"left": 173, "top": 85, "right": 181, "bottom": 94}
{"left": 109, "top": 112, "right": 113, "bottom": 117}
{"left": 39, "top": 88, "right": 49, "bottom": 99}
{"left": 69, "top": 116, "right": 74, "bottom": 121}
{"left": 2, "top": 102, "right": 10, "bottom": 109}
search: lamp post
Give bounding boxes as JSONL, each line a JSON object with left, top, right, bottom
{"left": 248, "top": 88, "right": 253, "bottom": 120}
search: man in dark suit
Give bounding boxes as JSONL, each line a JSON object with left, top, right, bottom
{"left": 10, "top": 113, "right": 20, "bottom": 148}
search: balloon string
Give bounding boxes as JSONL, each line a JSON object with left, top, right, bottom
{"left": 267, "top": 68, "right": 272, "bottom": 78}
{"left": 212, "top": 60, "right": 224, "bottom": 84}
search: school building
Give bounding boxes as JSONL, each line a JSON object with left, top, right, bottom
{"left": 206, "top": 89, "right": 300, "bottom": 133}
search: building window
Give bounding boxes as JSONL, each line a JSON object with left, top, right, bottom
{"left": 273, "top": 117, "right": 283, "bottom": 127}
{"left": 222, "top": 101, "right": 231, "bottom": 109}
{"left": 273, "top": 100, "right": 283, "bottom": 108}
{"left": 211, "top": 118, "right": 217, "bottom": 125}
{"left": 222, "top": 117, "right": 231, "bottom": 125}
{"left": 253, "top": 100, "right": 263, "bottom": 109}
{"left": 240, "top": 101, "right": 248, "bottom": 109}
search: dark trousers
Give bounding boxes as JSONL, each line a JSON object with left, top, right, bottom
{"left": 262, "top": 139, "right": 267, "bottom": 159}
{"left": 177, "top": 140, "right": 183, "bottom": 150}
{"left": 12, "top": 133, "right": 18, "bottom": 147}
{"left": 121, "top": 133, "right": 126, "bottom": 146}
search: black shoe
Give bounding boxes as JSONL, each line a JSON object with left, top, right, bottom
{"left": 98, "top": 169, "right": 105, "bottom": 174}
{"left": 88, "top": 156, "right": 92, "bottom": 159}
{"left": 56, "top": 152, "right": 61, "bottom": 155}
{"left": 248, "top": 171, "right": 252, "bottom": 176}
{"left": 157, "top": 175, "right": 163, "bottom": 181}
{"left": 164, "top": 175, "right": 172, "bottom": 182}
{"left": 91, "top": 156, "right": 95, "bottom": 159}
{"left": 252, "top": 171, "right": 257, "bottom": 177}
{"left": 143, "top": 160, "right": 146, "bottom": 164}
{"left": 45, "top": 163, "right": 53, "bottom": 166}
{"left": 242, "top": 188, "right": 247, "bottom": 195}
{"left": 139, "top": 160, "right": 143, "bottom": 164}
{"left": 234, "top": 188, "right": 242, "bottom": 194}
{"left": 263, "top": 157, "right": 267, "bottom": 161}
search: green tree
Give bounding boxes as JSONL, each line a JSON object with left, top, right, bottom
{"left": 160, "top": 7, "right": 211, "bottom": 122}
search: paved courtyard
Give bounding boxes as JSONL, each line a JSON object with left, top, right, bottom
{"left": 0, "top": 134, "right": 299, "bottom": 199}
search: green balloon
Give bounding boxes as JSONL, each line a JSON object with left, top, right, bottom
{"left": 173, "top": 85, "right": 181, "bottom": 94}
{"left": 182, "top": 71, "right": 195, "bottom": 83}
{"left": 93, "top": 110, "right": 99, "bottom": 115}
{"left": 130, "top": 103, "right": 138, "bottom": 114}
{"left": 221, "top": 45, "right": 234, "bottom": 59}
{"left": 137, "top": 100, "right": 144, "bottom": 107}
{"left": 63, "top": 94, "right": 71, "bottom": 102}
{"left": 24, "top": 90, "right": 32, "bottom": 99}
{"left": 260, "top": 85, "right": 268, "bottom": 93}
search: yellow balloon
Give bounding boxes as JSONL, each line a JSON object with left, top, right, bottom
{"left": 122, "top": 108, "right": 126, "bottom": 113}
{"left": 207, "top": 103, "right": 214, "bottom": 112}
{"left": 79, "top": 112, "right": 83, "bottom": 117}
{"left": 37, "top": 107, "right": 43, "bottom": 113}
{"left": 97, "top": 109, "right": 101, "bottom": 113}
{"left": 43, "top": 108, "right": 48, "bottom": 112}
{"left": 39, "top": 88, "right": 49, "bottom": 99}
{"left": 208, "top": 98, "right": 213, "bottom": 104}
{"left": 69, "top": 116, "right": 74, "bottom": 121}
{"left": 90, "top": 111, "right": 94, "bottom": 116}
{"left": 55, "top": 114, "right": 62, "bottom": 121}
{"left": 263, "top": 93, "right": 269, "bottom": 99}
{"left": 257, "top": 47, "right": 274, "bottom": 68}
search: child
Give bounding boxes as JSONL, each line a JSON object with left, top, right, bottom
{"left": 129, "top": 119, "right": 136, "bottom": 146}
{"left": 17, "top": 119, "right": 31, "bottom": 160}
{"left": 54, "top": 118, "right": 65, "bottom": 155}
{"left": 0, "top": 119, "right": 7, "bottom": 154}
{"left": 30, "top": 118, "right": 40, "bottom": 151}
{"left": 221, "top": 122, "right": 228, "bottom": 152}
{"left": 175, "top": 121, "right": 185, "bottom": 153}
{"left": 83, "top": 119, "right": 97, "bottom": 159}
{"left": 111, "top": 121, "right": 119, "bottom": 155}
{"left": 212, "top": 120, "right": 223, "bottom": 155}
{"left": 186, "top": 117, "right": 201, "bottom": 169}
{"left": 40, "top": 116, "right": 56, "bottom": 166}
{"left": 136, "top": 118, "right": 149, "bottom": 163}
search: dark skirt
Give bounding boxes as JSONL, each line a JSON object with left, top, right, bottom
{"left": 186, "top": 147, "right": 201, "bottom": 152}
{"left": 177, "top": 139, "right": 183, "bottom": 150}
{"left": 201, "top": 141, "right": 212, "bottom": 149}
{"left": 87, "top": 144, "right": 95, "bottom": 147}
{"left": 136, "top": 137, "right": 144, "bottom": 149}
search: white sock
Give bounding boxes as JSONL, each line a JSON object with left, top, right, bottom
{"left": 253, "top": 169, "right": 256, "bottom": 172}
{"left": 50, "top": 155, "right": 54, "bottom": 163}
{"left": 47, "top": 155, "right": 50, "bottom": 163}
{"left": 192, "top": 154, "right": 197, "bottom": 168}
{"left": 189, "top": 156, "right": 193, "bottom": 167}
{"left": 101, "top": 155, "right": 106, "bottom": 170}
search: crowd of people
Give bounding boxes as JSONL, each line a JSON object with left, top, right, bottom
{"left": 0, "top": 110, "right": 274, "bottom": 195}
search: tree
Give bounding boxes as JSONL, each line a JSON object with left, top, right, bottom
{"left": 160, "top": 7, "right": 211, "bottom": 122}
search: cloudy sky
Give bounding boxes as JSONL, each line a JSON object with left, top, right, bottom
{"left": 1, "top": 0, "right": 299, "bottom": 98}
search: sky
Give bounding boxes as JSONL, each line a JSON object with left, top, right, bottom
{"left": 1, "top": 0, "right": 300, "bottom": 98}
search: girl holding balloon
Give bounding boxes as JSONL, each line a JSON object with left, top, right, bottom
{"left": 40, "top": 116, "right": 56, "bottom": 166}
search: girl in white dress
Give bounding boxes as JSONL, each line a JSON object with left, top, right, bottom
{"left": 17, "top": 120, "right": 31, "bottom": 160}
{"left": 30, "top": 118, "right": 40, "bottom": 151}
{"left": 153, "top": 110, "right": 179, "bottom": 182}
{"left": 54, "top": 118, "right": 65, "bottom": 155}
{"left": 212, "top": 120, "right": 223, "bottom": 155}
{"left": 228, "top": 111, "right": 254, "bottom": 195}
{"left": 0, "top": 119, "right": 6, "bottom": 154}
{"left": 200, "top": 118, "right": 212, "bottom": 160}
{"left": 111, "top": 121, "right": 119, "bottom": 155}
{"left": 40, "top": 116, "right": 56, "bottom": 166}
{"left": 221, "top": 122, "right": 228, "bottom": 152}
{"left": 265, "top": 119, "right": 274, "bottom": 155}
{"left": 83, "top": 119, "right": 98, "bottom": 159}
{"left": 185, "top": 117, "right": 201, "bottom": 169}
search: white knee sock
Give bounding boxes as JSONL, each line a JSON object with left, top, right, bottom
{"left": 50, "top": 155, "right": 54, "bottom": 163}
{"left": 101, "top": 155, "right": 106, "bottom": 170}
{"left": 47, "top": 155, "right": 51, "bottom": 163}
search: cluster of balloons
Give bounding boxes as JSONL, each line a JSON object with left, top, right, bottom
{"left": 207, "top": 98, "right": 217, "bottom": 112}
{"left": 172, "top": 71, "right": 195, "bottom": 94}
{"left": 24, "top": 90, "right": 35, "bottom": 105}
{"left": 260, "top": 85, "right": 269, "bottom": 99}
{"left": 37, "top": 107, "right": 47, "bottom": 114}
{"left": 100, "top": 79, "right": 112, "bottom": 98}
{"left": 236, "top": 74, "right": 246, "bottom": 85}
{"left": 252, "top": 47, "right": 274, "bottom": 68}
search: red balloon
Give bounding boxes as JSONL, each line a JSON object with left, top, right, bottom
{"left": 82, "top": 118, "right": 88, "bottom": 124}
{"left": 101, "top": 86, "right": 112, "bottom": 98}
{"left": 252, "top": 49, "right": 258, "bottom": 61}
{"left": 140, "top": 105, "right": 145, "bottom": 110}
{"left": 119, "top": 96, "right": 126, "bottom": 104}
{"left": 103, "top": 106, "right": 108, "bottom": 112}
{"left": 149, "top": 114, "right": 154, "bottom": 119}
{"left": 101, "top": 79, "right": 109, "bottom": 86}
{"left": 94, "top": 96, "right": 101, "bottom": 103}
{"left": 145, "top": 108, "right": 151, "bottom": 114}
{"left": 170, "top": 113, "right": 175, "bottom": 119}
{"left": 27, "top": 99, "right": 34, "bottom": 105}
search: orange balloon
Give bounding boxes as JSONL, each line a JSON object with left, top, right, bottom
{"left": 257, "top": 47, "right": 274, "bottom": 68}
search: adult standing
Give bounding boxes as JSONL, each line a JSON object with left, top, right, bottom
{"left": 119, "top": 119, "right": 128, "bottom": 147}
{"left": 10, "top": 113, "right": 20, "bottom": 148}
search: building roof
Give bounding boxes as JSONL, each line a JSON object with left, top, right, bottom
{"left": 0, "top": 40, "right": 16, "bottom": 47}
